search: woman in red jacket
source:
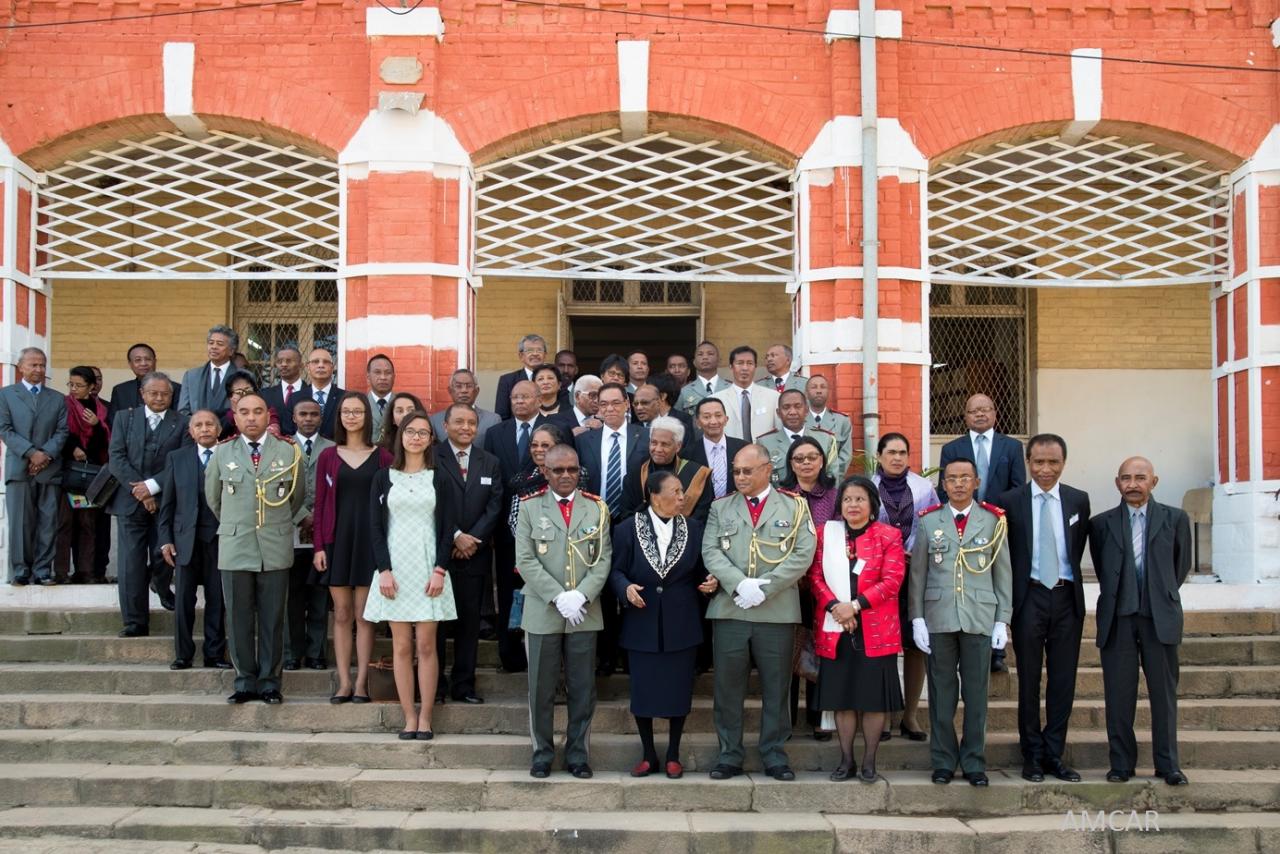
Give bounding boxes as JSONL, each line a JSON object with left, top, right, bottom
{"left": 808, "top": 475, "right": 906, "bottom": 783}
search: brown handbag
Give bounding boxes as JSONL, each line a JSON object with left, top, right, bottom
{"left": 367, "top": 656, "right": 420, "bottom": 703}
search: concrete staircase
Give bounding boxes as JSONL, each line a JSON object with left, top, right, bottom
{"left": 0, "top": 606, "right": 1277, "bottom": 853}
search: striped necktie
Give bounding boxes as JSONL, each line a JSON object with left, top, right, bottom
{"left": 605, "top": 431, "right": 623, "bottom": 516}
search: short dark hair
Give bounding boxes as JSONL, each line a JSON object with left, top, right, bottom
{"left": 695, "top": 396, "right": 727, "bottom": 417}
{"left": 780, "top": 436, "right": 836, "bottom": 492}
{"left": 391, "top": 411, "right": 435, "bottom": 471}
{"left": 942, "top": 457, "right": 978, "bottom": 478}
{"left": 696, "top": 340, "right": 718, "bottom": 352}
{"left": 729, "top": 345, "right": 758, "bottom": 364}
{"left": 648, "top": 372, "right": 678, "bottom": 406}
{"left": 69, "top": 365, "right": 96, "bottom": 387}
{"left": 1027, "top": 433, "right": 1068, "bottom": 460}
{"left": 334, "top": 391, "right": 374, "bottom": 447}
{"left": 877, "top": 432, "right": 910, "bottom": 455}
{"left": 778, "top": 389, "right": 806, "bottom": 406}
{"left": 627, "top": 350, "right": 649, "bottom": 362}
{"left": 598, "top": 381, "right": 628, "bottom": 401}
{"left": 837, "top": 475, "right": 881, "bottom": 521}
{"left": 222, "top": 369, "right": 260, "bottom": 396}
{"left": 555, "top": 349, "right": 577, "bottom": 362}
{"left": 532, "top": 363, "right": 562, "bottom": 384}
{"left": 598, "top": 354, "right": 630, "bottom": 381}
{"left": 444, "top": 402, "right": 477, "bottom": 423}
{"left": 366, "top": 353, "right": 394, "bottom": 372}
{"left": 291, "top": 395, "right": 321, "bottom": 415}
{"left": 645, "top": 469, "right": 680, "bottom": 503}
{"left": 126, "top": 343, "right": 156, "bottom": 361}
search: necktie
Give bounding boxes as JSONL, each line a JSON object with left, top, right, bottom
{"left": 517, "top": 422, "right": 531, "bottom": 461}
{"left": 211, "top": 366, "right": 222, "bottom": 392}
{"left": 283, "top": 384, "right": 293, "bottom": 406}
{"left": 304, "top": 438, "right": 313, "bottom": 457}
{"left": 30, "top": 385, "right": 39, "bottom": 396}
{"left": 706, "top": 381, "right": 713, "bottom": 395}
{"left": 148, "top": 413, "right": 161, "bottom": 432}
{"left": 954, "top": 512, "right": 967, "bottom": 537}
{"left": 1036, "top": 493, "right": 1059, "bottom": 589}
{"left": 741, "top": 389, "right": 753, "bottom": 442}
{"left": 315, "top": 389, "right": 326, "bottom": 407}
{"left": 457, "top": 449, "right": 468, "bottom": 480}
{"left": 974, "top": 434, "right": 990, "bottom": 499}
{"left": 201, "top": 448, "right": 212, "bottom": 469}
{"left": 605, "top": 432, "right": 623, "bottom": 516}
{"left": 249, "top": 441, "right": 261, "bottom": 469}
{"left": 558, "top": 497, "right": 573, "bottom": 526}
{"left": 711, "top": 444, "right": 727, "bottom": 497}
{"left": 1132, "top": 510, "right": 1146, "bottom": 592}
{"left": 813, "top": 413, "right": 821, "bottom": 427}
{"left": 377, "top": 398, "right": 386, "bottom": 417}
{"left": 775, "top": 377, "right": 784, "bottom": 392}
{"left": 749, "top": 496, "right": 760, "bottom": 508}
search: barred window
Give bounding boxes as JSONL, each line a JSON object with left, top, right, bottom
{"left": 233, "top": 249, "right": 338, "bottom": 382}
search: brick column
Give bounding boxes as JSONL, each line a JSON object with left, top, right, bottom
{"left": 0, "top": 143, "right": 46, "bottom": 384}
{"left": 1212, "top": 127, "right": 1280, "bottom": 584}
{"left": 337, "top": 6, "right": 472, "bottom": 410}
{"left": 794, "top": 8, "right": 930, "bottom": 471}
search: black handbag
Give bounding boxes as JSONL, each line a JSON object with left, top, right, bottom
{"left": 84, "top": 465, "right": 120, "bottom": 506}
{"left": 62, "top": 461, "right": 102, "bottom": 495}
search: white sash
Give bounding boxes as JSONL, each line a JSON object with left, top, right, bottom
{"left": 821, "top": 520, "right": 865, "bottom": 633}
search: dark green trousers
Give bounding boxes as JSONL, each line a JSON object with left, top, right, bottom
{"left": 712, "top": 620, "right": 795, "bottom": 769}
{"left": 526, "top": 631, "right": 597, "bottom": 767}
{"left": 926, "top": 630, "right": 992, "bottom": 774}
{"left": 222, "top": 568, "right": 288, "bottom": 694}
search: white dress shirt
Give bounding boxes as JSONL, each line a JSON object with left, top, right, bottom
{"left": 312, "top": 383, "right": 333, "bottom": 404}
{"left": 969, "top": 428, "right": 995, "bottom": 446}
{"left": 21, "top": 379, "right": 43, "bottom": 394}
{"left": 1031, "top": 481, "right": 1073, "bottom": 582}
{"left": 600, "top": 424, "right": 629, "bottom": 471}
{"left": 143, "top": 405, "right": 168, "bottom": 495}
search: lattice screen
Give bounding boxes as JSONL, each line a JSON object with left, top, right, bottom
{"left": 36, "top": 131, "right": 340, "bottom": 279}
{"left": 474, "top": 130, "right": 793, "bottom": 282}
{"left": 929, "top": 134, "right": 1229, "bottom": 287}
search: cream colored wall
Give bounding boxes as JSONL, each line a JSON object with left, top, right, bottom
{"left": 702, "top": 283, "right": 793, "bottom": 370}
{"left": 1035, "top": 285, "right": 1211, "bottom": 369}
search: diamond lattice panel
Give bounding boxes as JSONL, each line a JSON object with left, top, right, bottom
{"left": 36, "top": 131, "right": 339, "bottom": 279}
{"left": 475, "top": 130, "right": 793, "bottom": 282}
{"left": 928, "top": 135, "right": 1229, "bottom": 287}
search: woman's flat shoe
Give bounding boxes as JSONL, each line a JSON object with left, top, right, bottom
{"left": 329, "top": 692, "right": 353, "bottom": 705}
{"left": 398, "top": 730, "right": 417, "bottom": 740}
{"left": 899, "top": 723, "right": 927, "bottom": 741}
{"left": 665, "top": 761, "right": 683, "bottom": 780}
{"left": 351, "top": 695, "right": 371, "bottom": 704}
{"left": 829, "top": 764, "right": 853, "bottom": 782}
{"left": 630, "top": 759, "right": 654, "bottom": 778}
{"left": 416, "top": 730, "right": 433, "bottom": 741}
{"left": 859, "top": 767, "right": 878, "bottom": 784}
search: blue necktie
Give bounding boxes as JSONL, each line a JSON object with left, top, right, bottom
{"left": 974, "top": 434, "right": 990, "bottom": 500}
{"left": 1035, "top": 493, "right": 1058, "bottom": 590}
{"left": 201, "top": 448, "right": 212, "bottom": 470}
{"left": 315, "top": 389, "right": 326, "bottom": 407}
{"left": 1132, "top": 509, "right": 1146, "bottom": 593}
{"left": 605, "top": 431, "right": 623, "bottom": 516}
{"left": 517, "top": 422, "right": 531, "bottom": 461}
{"left": 30, "top": 385, "right": 39, "bottom": 396}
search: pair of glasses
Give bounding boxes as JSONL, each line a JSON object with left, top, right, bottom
{"left": 401, "top": 429, "right": 432, "bottom": 440}
{"left": 790, "top": 453, "right": 822, "bottom": 464}
{"left": 943, "top": 474, "right": 975, "bottom": 484}
{"left": 731, "top": 465, "right": 763, "bottom": 476}
{"left": 548, "top": 466, "right": 581, "bottom": 476}
{"left": 339, "top": 409, "right": 365, "bottom": 417}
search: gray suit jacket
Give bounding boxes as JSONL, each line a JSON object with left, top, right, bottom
{"left": 368, "top": 392, "right": 395, "bottom": 444}
{"left": 107, "top": 408, "right": 188, "bottom": 516}
{"left": 0, "top": 384, "right": 69, "bottom": 484}
{"left": 177, "top": 363, "right": 231, "bottom": 416}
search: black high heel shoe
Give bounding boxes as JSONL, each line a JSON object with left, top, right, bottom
{"left": 899, "top": 722, "right": 927, "bottom": 741}
{"left": 829, "top": 764, "right": 853, "bottom": 782}
{"left": 859, "top": 766, "right": 878, "bottom": 783}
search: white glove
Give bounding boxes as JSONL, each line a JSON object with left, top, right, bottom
{"left": 566, "top": 607, "right": 587, "bottom": 627}
{"left": 912, "top": 618, "right": 931, "bottom": 655}
{"left": 554, "top": 590, "right": 587, "bottom": 619}
{"left": 991, "top": 622, "right": 1008, "bottom": 651}
{"left": 733, "top": 578, "right": 771, "bottom": 609}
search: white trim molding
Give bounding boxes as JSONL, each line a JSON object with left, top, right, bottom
{"left": 341, "top": 261, "right": 467, "bottom": 279}
{"left": 824, "top": 9, "right": 903, "bottom": 41}
{"left": 344, "top": 313, "right": 459, "bottom": 351}
{"left": 1062, "top": 48, "right": 1102, "bottom": 143}
{"left": 339, "top": 109, "right": 470, "bottom": 175}
{"left": 797, "top": 117, "right": 926, "bottom": 179}
{"left": 162, "top": 42, "right": 207, "bottom": 139}
{"left": 618, "top": 41, "right": 649, "bottom": 141}
{"left": 365, "top": 6, "right": 444, "bottom": 40}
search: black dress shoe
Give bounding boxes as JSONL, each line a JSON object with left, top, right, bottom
{"left": 304, "top": 657, "right": 327, "bottom": 670}
{"left": 764, "top": 765, "right": 796, "bottom": 781}
{"left": 898, "top": 722, "right": 927, "bottom": 742}
{"left": 453, "top": 694, "right": 485, "bottom": 705}
{"left": 709, "top": 764, "right": 743, "bottom": 780}
{"left": 153, "top": 586, "right": 176, "bottom": 611}
{"left": 260, "top": 690, "right": 283, "bottom": 705}
{"left": 203, "top": 660, "right": 232, "bottom": 670}
{"left": 282, "top": 659, "right": 300, "bottom": 671}
{"left": 398, "top": 730, "right": 418, "bottom": 740}
{"left": 530, "top": 763, "right": 551, "bottom": 778}
{"left": 118, "top": 627, "right": 149, "bottom": 638}
{"left": 227, "top": 691, "right": 260, "bottom": 704}
{"left": 812, "top": 731, "right": 832, "bottom": 742}
{"left": 37, "top": 576, "right": 57, "bottom": 586}
{"left": 1042, "top": 760, "right": 1081, "bottom": 782}
{"left": 329, "top": 692, "right": 353, "bottom": 705}
{"left": 931, "top": 768, "right": 954, "bottom": 785}
{"left": 1159, "top": 770, "right": 1189, "bottom": 786}
{"left": 567, "top": 763, "right": 593, "bottom": 779}
{"left": 1021, "top": 762, "right": 1044, "bottom": 783}
{"left": 963, "top": 771, "right": 989, "bottom": 787}
{"left": 1105, "top": 769, "right": 1132, "bottom": 783}
{"left": 828, "top": 764, "right": 852, "bottom": 782}
{"left": 169, "top": 659, "right": 192, "bottom": 671}
{"left": 11, "top": 575, "right": 29, "bottom": 586}
{"left": 990, "top": 659, "right": 1008, "bottom": 674}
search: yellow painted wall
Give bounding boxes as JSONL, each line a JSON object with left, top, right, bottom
{"left": 1035, "top": 285, "right": 1211, "bottom": 369}
{"left": 474, "top": 278, "right": 560, "bottom": 372}
{"left": 702, "top": 282, "right": 793, "bottom": 367}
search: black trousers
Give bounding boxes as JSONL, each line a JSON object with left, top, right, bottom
{"left": 493, "top": 529, "right": 528, "bottom": 671}
{"left": 596, "top": 582, "right": 622, "bottom": 671}
{"left": 286, "top": 548, "right": 329, "bottom": 662}
{"left": 222, "top": 568, "right": 288, "bottom": 694}
{"left": 438, "top": 569, "right": 486, "bottom": 697}
{"left": 174, "top": 536, "right": 225, "bottom": 664}
{"left": 1012, "top": 582, "right": 1083, "bottom": 764}
{"left": 117, "top": 512, "right": 162, "bottom": 632}
{"left": 1100, "top": 613, "right": 1181, "bottom": 774}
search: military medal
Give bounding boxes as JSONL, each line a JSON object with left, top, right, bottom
{"left": 277, "top": 482, "right": 287, "bottom": 499}
{"left": 588, "top": 540, "right": 599, "bottom": 562}
{"left": 537, "top": 542, "right": 548, "bottom": 555}
{"left": 933, "top": 529, "right": 944, "bottom": 542}
{"left": 933, "top": 552, "right": 942, "bottom": 565}
{"left": 721, "top": 535, "right": 731, "bottom": 551}
{"left": 979, "top": 555, "right": 987, "bottom": 568}
{"left": 975, "top": 537, "right": 989, "bottom": 546}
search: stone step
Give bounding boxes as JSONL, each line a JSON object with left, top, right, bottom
{"left": 3, "top": 762, "right": 1280, "bottom": 817}
{"left": 2, "top": 692, "right": 1276, "bottom": 736}
{"left": 4, "top": 728, "right": 1278, "bottom": 774}
{"left": 2, "top": 631, "right": 1276, "bottom": 670}
{"left": 1, "top": 661, "right": 1276, "bottom": 702}
{"left": 0, "top": 806, "right": 1275, "bottom": 853}
{"left": 3, "top": 607, "right": 1277, "bottom": 639}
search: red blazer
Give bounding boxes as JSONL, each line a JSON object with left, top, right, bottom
{"left": 312, "top": 445, "right": 394, "bottom": 551}
{"left": 808, "top": 520, "right": 905, "bottom": 659}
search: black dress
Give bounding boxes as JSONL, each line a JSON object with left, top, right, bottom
{"left": 315, "top": 452, "right": 379, "bottom": 588}
{"left": 816, "top": 524, "right": 905, "bottom": 713}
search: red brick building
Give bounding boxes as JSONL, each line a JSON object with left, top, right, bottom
{"left": 1, "top": 0, "right": 1278, "bottom": 586}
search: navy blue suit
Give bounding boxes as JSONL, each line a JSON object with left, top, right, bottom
{"left": 157, "top": 445, "right": 225, "bottom": 665}
{"left": 937, "top": 431, "right": 1025, "bottom": 502}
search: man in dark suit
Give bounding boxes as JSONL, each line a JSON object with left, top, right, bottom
{"left": 0, "top": 347, "right": 69, "bottom": 585}
{"left": 108, "top": 372, "right": 189, "bottom": 636}
{"left": 157, "top": 409, "right": 228, "bottom": 670}
{"left": 482, "top": 379, "right": 549, "bottom": 672}
{"left": 1090, "top": 456, "right": 1192, "bottom": 786}
{"left": 684, "top": 397, "right": 746, "bottom": 500}
{"left": 435, "top": 403, "right": 504, "bottom": 704}
{"left": 993, "top": 434, "right": 1090, "bottom": 784}
{"left": 493, "top": 333, "right": 548, "bottom": 421}
{"left": 107, "top": 343, "right": 181, "bottom": 419}
{"left": 633, "top": 374, "right": 695, "bottom": 453}
{"left": 938, "top": 392, "right": 1024, "bottom": 672}
{"left": 177, "top": 326, "right": 237, "bottom": 417}
{"left": 305, "top": 347, "right": 343, "bottom": 439}
{"left": 259, "top": 345, "right": 309, "bottom": 437}
{"left": 284, "top": 397, "right": 332, "bottom": 671}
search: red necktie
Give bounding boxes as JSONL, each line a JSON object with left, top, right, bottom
{"left": 954, "top": 512, "right": 968, "bottom": 538}
{"left": 283, "top": 384, "right": 292, "bottom": 405}
{"left": 747, "top": 494, "right": 766, "bottom": 526}
{"left": 558, "top": 497, "right": 573, "bottom": 527}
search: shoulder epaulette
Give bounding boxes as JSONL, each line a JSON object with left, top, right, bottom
{"left": 712, "top": 491, "right": 739, "bottom": 503}
{"left": 918, "top": 503, "right": 943, "bottom": 517}
{"left": 216, "top": 436, "right": 235, "bottom": 445}
{"left": 829, "top": 410, "right": 850, "bottom": 419}
{"left": 756, "top": 428, "right": 781, "bottom": 438}
{"left": 980, "top": 501, "right": 1006, "bottom": 517}
{"left": 777, "top": 487, "right": 801, "bottom": 498}
{"left": 580, "top": 490, "right": 602, "bottom": 501}
{"left": 520, "top": 485, "right": 549, "bottom": 501}
{"left": 810, "top": 426, "right": 836, "bottom": 437}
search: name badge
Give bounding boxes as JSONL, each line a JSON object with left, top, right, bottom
{"left": 1068, "top": 513, "right": 1079, "bottom": 526}
{"left": 277, "top": 482, "right": 287, "bottom": 499}
{"left": 481, "top": 477, "right": 493, "bottom": 485}
{"left": 851, "top": 558, "right": 865, "bottom": 576}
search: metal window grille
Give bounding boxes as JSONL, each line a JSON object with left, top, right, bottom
{"left": 928, "top": 134, "right": 1228, "bottom": 288}
{"left": 35, "top": 130, "right": 340, "bottom": 279}
{"left": 474, "top": 130, "right": 793, "bottom": 282}
{"left": 232, "top": 249, "right": 338, "bottom": 381}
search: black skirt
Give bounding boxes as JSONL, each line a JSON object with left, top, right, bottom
{"left": 628, "top": 647, "right": 697, "bottom": 718}
{"left": 312, "top": 453, "right": 379, "bottom": 588}
{"left": 816, "top": 630, "right": 904, "bottom": 713}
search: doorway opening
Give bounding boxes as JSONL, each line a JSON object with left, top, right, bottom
{"left": 569, "top": 316, "right": 699, "bottom": 377}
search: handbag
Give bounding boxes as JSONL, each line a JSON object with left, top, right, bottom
{"left": 63, "top": 460, "right": 102, "bottom": 495}
{"left": 367, "top": 656, "right": 420, "bottom": 703}
{"left": 84, "top": 464, "right": 120, "bottom": 507}
{"left": 508, "top": 588, "right": 525, "bottom": 631}
{"left": 793, "top": 625, "right": 820, "bottom": 682}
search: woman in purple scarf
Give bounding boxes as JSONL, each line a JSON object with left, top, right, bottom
{"left": 872, "top": 432, "right": 936, "bottom": 740}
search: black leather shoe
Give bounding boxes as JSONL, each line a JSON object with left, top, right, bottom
{"left": 304, "top": 657, "right": 327, "bottom": 670}
{"left": 169, "top": 659, "right": 192, "bottom": 671}
{"left": 351, "top": 695, "right": 371, "bottom": 704}
{"left": 1043, "top": 759, "right": 1081, "bottom": 782}
{"left": 530, "top": 763, "right": 551, "bottom": 778}
{"left": 282, "top": 659, "right": 300, "bottom": 671}
{"left": 709, "top": 764, "right": 743, "bottom": 780}
{"left": 990, "top": 658, "right": 1008, "bottom": 674}
{"left": 118, "top": 627, "right": 149, "bottom": 638}
{"left": 764, "top": 765, "right": 796, "bottom": 781}
{"left": 898, "top": 722, "right": 927, "bottom": 742}
{"left": 812, "top": 731, "right": 832, "bottom": 742}
{"left": 858, "top": 767, "right": 877, "bottom": 784}
{"left": 1021, "top": 762, "right": 1044, "bottom": 782}
{"left": 931, "top": 768, "right": 954, "bottom": 785}
{"left": 260, "top": 690, "right": 284, "bottom": 705}
{"left": 11, "top": 575, "right": 29, "bottom": 586}
{"left": 453, "top": 694, "right": 485, "bottom": 705}
{"left": 37, "top": 576, "right": 57, "bottom": 586}
{"left": 227, "top": 691, "right": 260, "bottom": 704}
{"left": 567, "top": 763, "right": 593, "bottom": 779}
{"left": 828, "top": 764, "right": 852, "bottom": 782}
{"left": 204, "top": 660, "right": 232, "bottom": 670}
{"left": 153, "top": 586, "right": 176, "bottom": 612}
{"left": 1105, "top": 769, "right": 1132, "bottom": 783}
{"left": 963, "top": 771, "right": 989, "bottom": 787}
{"left": 1159, "top": 770, "right": 1189, "bottom": 786}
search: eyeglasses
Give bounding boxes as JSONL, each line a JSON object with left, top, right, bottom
{"left": 339, "top": 409, "right": 365, "bottom": 417}
{"left": 731, "top": 465, "right": 764, "bottom": 476}
{"left": 790, "top": 453, "right": 822, "bottom": 464}
{"left": 943, "top": 474, "right": 975, "bottom": 484}
{"left": 548, "top": 466, "right": 580, "bottom": 476}
{"left": 401, "top": 429, "right": 432, "bottom": 440}
{"left": 965, "top": 407, "right": 994, "bottom": 415}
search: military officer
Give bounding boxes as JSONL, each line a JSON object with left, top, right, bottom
{"left": 804, "top": 375, "right": 853, "bottom": 480}
{"left": 756, "top": 390, "right": 839, "bottom": 483}
{"left": 205, "top": 392, "right": 305, "bottom": 705}
{"left": 677, "top": 340, "right": 730, "bottom": 416}
{"left": 515, "top": 443, "right": 614, "bottom": 780}
{"left": 702, "top": 444, "right": 817, "bottom": 782}
{"left": 909, "top": 457, "right": 1013, "bottom": 787}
